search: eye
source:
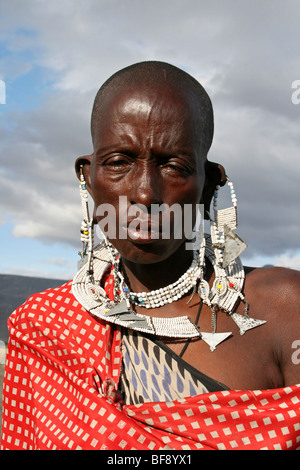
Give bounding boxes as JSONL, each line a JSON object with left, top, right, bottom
{"left": 159, "top": 156, "right": 194, "bottom": 176}
{"left": 103, "top": 155, "right": 132, "bottom": 168}
{"left": 166, "top": 162, "right": 185, "bottom": 171}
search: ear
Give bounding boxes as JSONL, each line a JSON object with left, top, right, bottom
{"left": 75, "top": 154, "right": 98, "bottom": 223}
{"left": 75, "top": 154, "right": 93, "bottom": 196}
{"left": 201, "top": 160, "right": 227, "bottom": 219}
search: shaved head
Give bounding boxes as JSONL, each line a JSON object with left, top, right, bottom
{"left": 91, "top": 61, "right": 214, "bottom": 157}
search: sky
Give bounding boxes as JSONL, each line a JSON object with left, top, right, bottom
{"left": 0, "top": 0, "right": 299, "bottom": 280}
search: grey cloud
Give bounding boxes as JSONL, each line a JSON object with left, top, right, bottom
{"left": 0, "top": 0, "right": 299, "bottom": 265}
{"left": 0, "top": 91, "right": 93, "bottom": 246}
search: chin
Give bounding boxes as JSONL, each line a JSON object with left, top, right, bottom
{"left": 111, "top": 237, "right": 187, "bottom": 265}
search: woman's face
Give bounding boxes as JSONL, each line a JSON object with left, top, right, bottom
{"left": 89, "top": 83, "right": 206, "bottom": 265}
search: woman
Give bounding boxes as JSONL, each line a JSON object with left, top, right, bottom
{"left": 1, "top": 61, "right": 300, "bottom": 450}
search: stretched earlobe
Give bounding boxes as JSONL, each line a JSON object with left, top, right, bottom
{"left": 201, "top": 161, "right": 227, "bottom": 219}
{"left": 75, "top": 154, "right": 97, "bottom": 223}
{"left": 75, "top": 154, "right": 93, "bottom": 192}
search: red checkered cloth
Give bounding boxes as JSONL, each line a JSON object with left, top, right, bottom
{"left": 1, "top": 281, "right": 300, "bottom": 450}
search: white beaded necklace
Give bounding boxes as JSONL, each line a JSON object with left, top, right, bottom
{"left": 124, "top": 250, "right": 202, "bottom": 309}
{"left": 73, "top": 172, "right": 266, "bottom": 349}
{"left": 72, "top": 236, "right": 266, "bottom": 351}
{"left": 72, "top": 236, "right": 244, "bottom": 338}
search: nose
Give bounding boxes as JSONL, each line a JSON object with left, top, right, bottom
{"left": 129, "top": 163, "right": 162, "bottom": 210}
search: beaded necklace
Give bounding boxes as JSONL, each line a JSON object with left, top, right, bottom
{"left": 73, "top": 170, "right": 266, "bottom": 351}
{"left": 121, "top": 249, "right": 202, "bottom": 309}
{"left": 72, "top": 235, "right": 264, "bottom": 344}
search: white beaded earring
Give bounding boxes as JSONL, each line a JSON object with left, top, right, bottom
{"left": 77, "top": 168, "right": 128, "bottom": 305}
{"left": 78, "top": 165, "right": 94, "bottom": 274}
{"left": 196, "top": 176, "right": 266, "bottom": 351}
{"left": 210, "top": 177, "right": 238, "bottom": 266}
{"left": 72, "top": 171, "right": 266, "bottom": 351}
{"left": 77, "top": 165, "right": 115, "bottom": 305}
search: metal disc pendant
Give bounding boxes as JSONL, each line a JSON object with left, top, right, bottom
{"left": 201, "top": 331, "right": 232, "bottom": 352}
{"left": 230, "top": 313, "right": 266, "bottom": 335}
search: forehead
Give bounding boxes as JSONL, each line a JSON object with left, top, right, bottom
{"left": 93, "top": 82, "right": 201, "bottom": 141}
{"left": 107, "top": 80, "right": 196, "bottom": 110}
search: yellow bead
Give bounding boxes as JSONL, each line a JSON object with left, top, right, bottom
{"left": 217, "top": 284, "right": 222, "bottom": 290}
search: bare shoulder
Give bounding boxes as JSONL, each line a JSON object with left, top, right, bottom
{"left": 244, "top": 265, "right": 300, "bottom": 308}
{"left": 244, "top": 265, "right": 300, "bottom": 386}
{"left": 243, "top": 265, "right": 300, "bottom": 325}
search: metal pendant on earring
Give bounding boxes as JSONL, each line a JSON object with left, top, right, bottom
{"left": 222, "top": 225, "right": 248, "bottom": 269}
{"left": 211, "top": 177, "right": 248, "bottom": 268}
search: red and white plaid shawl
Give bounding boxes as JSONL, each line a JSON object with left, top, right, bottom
{"left": 1, "top": 281, "right": 300, "bottom": 450}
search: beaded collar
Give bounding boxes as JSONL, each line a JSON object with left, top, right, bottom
{"left": 72, "top": 235, "right": 259, "bottom": 343}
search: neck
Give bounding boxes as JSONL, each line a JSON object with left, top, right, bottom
{"left": 121, "top": 243, "right": 194, "bottom": 293}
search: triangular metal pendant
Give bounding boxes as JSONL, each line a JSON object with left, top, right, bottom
{"left": 222, "top": 225, "right": 248, "bottom": 268}
{"left": 100, "top": 299, "right": 153, "bottom": 332}
{"left": 103, "top": 299, "right": 131, "bottom": 316}
{"left": 230, "top": 313, "right": 266, "bottom": 335}
{"left": 201, "top": 331, "right": 232, "bottom": 352}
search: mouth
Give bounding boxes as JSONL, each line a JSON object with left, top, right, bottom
{"left": 122, "top": 217, "right": 165, "bottom": 244}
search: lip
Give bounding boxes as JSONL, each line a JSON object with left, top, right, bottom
{"left": 126, "top": 216, "right": 162, "bottom": 231}
{"left": 126, "top": 226, "right": 162, "bottom": 244}
{"left": 120, "top": 217, "right": 166, "bottom": 244}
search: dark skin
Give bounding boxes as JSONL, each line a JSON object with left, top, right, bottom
{"left": 76, "top": 81, "right": 300, "bottom": 391}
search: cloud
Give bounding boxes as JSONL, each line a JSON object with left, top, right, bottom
{"left": 43, "top": 257, "right": 75, "bottom": 269}
{"left": 209, "top": 104, "right": 300, "bottom": 258}
{"left": 0, "top": 0, "right": 299, "bottom": 268}
{"left": 0, "top": 93, "right": 90, "bottom": 246}
{"left": 272, "top": 253, "right": 300, "bottom": 271}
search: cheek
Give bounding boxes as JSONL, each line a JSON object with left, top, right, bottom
{"left": 90, "top": 165, "right": 121, "bottom": 209}
{"left": 172, "top": 174, "right": 204, "bottom": 206}
{"left": 179, "top": 175, "right": 205, "bottom": 228}
{"left": 90, "top": 177, "right": 125, "bottom": 239}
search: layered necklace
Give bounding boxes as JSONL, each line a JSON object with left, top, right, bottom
{"left": 72, "top": 236, "right": 266, "bottom": 352}
{"left": 118, "top": 249, "right": 202, "bottom": 309}
{"left": 73, "top": 169, "right": 266, "bottom": 351}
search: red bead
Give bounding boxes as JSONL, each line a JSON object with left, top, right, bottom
{"left": 229, "top": 282, "right": 234, "bottom": 288}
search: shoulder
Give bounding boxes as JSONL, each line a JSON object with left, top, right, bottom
{"left": 245, "top": 266, "right": 300, "bottom": 356}
{"left": 8, "top": 280, "right": 85, "bottom": 332}
{"left": 244, "top": 266, "right": 300, "bottom": 386}
{"left": 13, "top": 280, "right": 76, "bottom": 312}
{"left": 244, "top": 265, "right": 300, "bottom": 308}
{"left": 243, "top": 265, "right": 300, "bottom": 348}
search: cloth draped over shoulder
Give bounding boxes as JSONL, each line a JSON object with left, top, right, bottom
{"left": 1, "top": 280, "right": 300, "bottom": 450}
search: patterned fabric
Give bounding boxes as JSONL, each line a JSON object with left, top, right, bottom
{"left": 1, "top": 281, "right": 300, "bottom": 450}
{"left": 119, "top": 329, "right": 227, "bottom": 405}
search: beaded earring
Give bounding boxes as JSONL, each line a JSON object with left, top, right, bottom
{"left": 73, "top": 171, "right": 266, "bottom": 351}
{"left": 197, "top": 177, "right": 266, "bottom": 351}
{"left": 77, "top": 167, "right": 129, "bottom": 305}
{"left": 77, "top": 166, "right": 114, "bottom": 305}
{"left": 210, "top": 178, "right": 238, "bottom": 266}
{"left": 78, "top": 165, "right": 94, "bottom": 272}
